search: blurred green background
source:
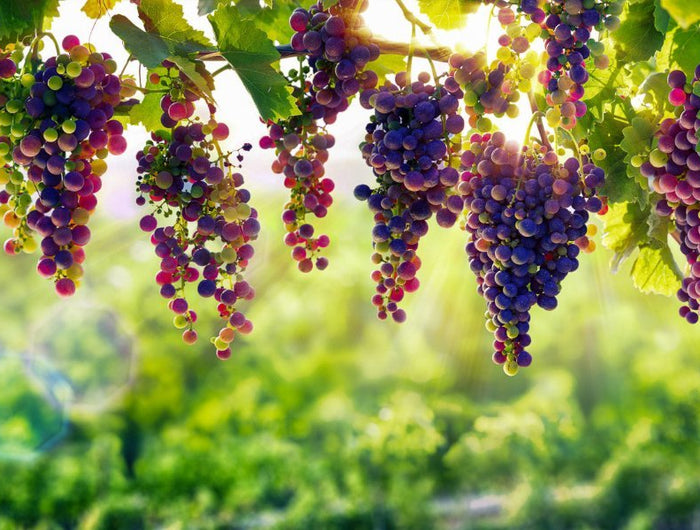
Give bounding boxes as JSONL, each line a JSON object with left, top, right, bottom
{"left": 0, "top": 193, "right": 699, "bottom": 530}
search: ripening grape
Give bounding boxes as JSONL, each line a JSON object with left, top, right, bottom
{"left": 459, "top": 132, "right": 605, "bottom": 374}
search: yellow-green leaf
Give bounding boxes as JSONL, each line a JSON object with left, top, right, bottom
{"left": 416, "top": 0, "right": 480, "bottom": 30}
{"left": 81, "top": 0, "right": 120, "bottom": 19}
{"left": 631, "top": 245, "right": 682, "bottom": 296}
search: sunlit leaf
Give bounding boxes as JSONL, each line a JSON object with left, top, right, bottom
{"left": 631, "top": 245, "right": 682, "bottom": 296}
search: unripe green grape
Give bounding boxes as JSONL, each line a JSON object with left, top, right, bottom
{"left": 649, "top": 148, "right": 667, "bottom": 168}
{"left": 236, "top": 203, "right": 252, "bottom": 219}
{"left": 20, "top": 73, "right": 34, "bottom": 88}
{"left": 476, "top": 117, "right": 492, "bottom": 132}
{"left": 503, "top": 359, "right": 519, "bottom": 376}
{"left": 5, "top": 99, "right": 22, "bottom": 114}
{"left": 604, "top": 16, "right": 620, "bottom": 31}
{"left": 62, "top": 119, "right": 76, "bottom": 134}
{"left": 43, "top": 127, "right": 58, "bottom": 142}
{"left": 9, "top": 171, "right": 23, "bottom": 185}
{"left": 66, "top": 61, "right": 82, "bottom": 78}
{"left": 173, "top": 315, "right": 188, "bottom": 329}
{"left": 0, "top": 113, "right": 11, "bottom": 126}
{"left": 594, "top": 148, "right": 607, "bottom": 161}
{"left": 486, "top": 319, "right": 497, "bottom": 332}
{"left": 220, "top": 246, "right": 237, "bottom": 263}
{"left": 11, "top": 50, "right": 23, "bottom": 63}
{"left": 375, "top": 240, "right": 390, "bottom": 253}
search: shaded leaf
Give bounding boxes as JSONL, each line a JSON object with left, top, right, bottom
{"left": 614, "top": 0, "right": 664, "bottom": 63}
{"left": 110, "top": 14, "right": 170, "bottom": 68}
{"left": 198, "top": 0, "right": 219, "bottom": 15}
{"left": 653, "top": 0, "right": 671, "bottom": 32}
{"left": 209, "top": 4, "right": 298, "bottom": 121}
{"left": 0, "top": 0, "right": 59, "bottom": 45}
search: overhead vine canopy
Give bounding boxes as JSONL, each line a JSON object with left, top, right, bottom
{"left": 0, "top": 0, "right": 698, "bottom": 375}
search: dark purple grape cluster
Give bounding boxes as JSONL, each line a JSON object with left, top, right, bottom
{"left": 289, "top": 0, "right": 379, "bottom": 120}
{"left": 136, "top": 84, "right": 257, "bottom": 359}
{"left": 354, "top": 72, "right": 465, "bottom": 322}
{"left": 0, "top": 35, "right": 125, "bottom": 297}
{"left": 520, "top": 0, "right": 619, "bottom": 128}
{"left": 459, "top": 131, "right": 604, "bottom": 375}
{"left": 645, "top": 67, "right": 700, "bottom": 324}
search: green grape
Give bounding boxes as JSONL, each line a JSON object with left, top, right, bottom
{"left": 503, "top": 359, "right": 519, "bottom": 376}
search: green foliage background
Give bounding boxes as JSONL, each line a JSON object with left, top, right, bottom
{"left": 0, "top": 196, "right": 699, "bottom": 529}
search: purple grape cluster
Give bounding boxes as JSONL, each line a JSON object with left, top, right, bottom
{"left": 0, "top": 35, "right": 125, "bottom": 297}
{"left": 261, "top": 84, "right": 334, "bottom": 273}
{"left": 290, "top": 0, "right": 379, "bottom": 120}
{"left": 354, "top": 72, "right": 465, "bottom": 322}
{"left": 136, "top": 86, "right": 257, "bottom": 359}
{"left": 521, "top": 0, "right": 619, "bottom": 128}
{"left": 646, "top": 67, "right": 700, "bottom": 324}
{"left": 459, "top": 132, "right": 604, "bottom": 375}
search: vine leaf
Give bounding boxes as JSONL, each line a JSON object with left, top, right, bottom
{"left": 614, "top": 0, "right": 664, "bottom": 63}
{"left": 209, "top": 4, "right": 299, "bottom": 122}
{"left": 619, "top": 116, "right": 656, "bottom": 198}
{"left": 602, "top": 201, "right": 651, "bottom": 271}
{"left": 0, "top": 0, "right": 59, "bottom": 46}
{"left": 198, "top": 0, "right": 219, "bottom": 15}
{"left": 109, "top": 0, "right": 215, "bottom": 100}
{"left": 631, "top": 245, "right": 682, "bottom": 296}
{"left": 129, "top": 69, "right": 167, "bottom": 133}
{"left": 416, "top": 0, "right": 480, "bottom": 30}
{"left": 82, "top": 0, "right": 122, "bottom": 19}
{"left": 656, "top": 25, "right": 700, "bottom": 74}
{"left": 660, "top": 0, "right": 700, "bottom": 28}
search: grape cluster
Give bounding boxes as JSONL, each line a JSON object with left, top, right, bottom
{"left": 0, "top": 35, "right": 125, "bottom": 296}
{"left": 645, "top": 67, "right": 700, "bottom": 324}
{"left": 520, "top": 0, "right": 620, "bottom": 128}
{"left": 261, "top": 82, "right": 334, "bottom": 272}
{"left": 354, "top": 72, "right": 465, "bottom": 322}
{"left": 260, "top": 0, "right": 379, "bottom": 272}
{"left": 136, "top": 71, "right": 257, "bottom": 358}
{"left": 447, "top": 51, "right": 521, "bottom": 131}
{"left": 459, "top": 132, "right": 604, "bottom": 374}
{"left": 289, "top": 0, "right": 379, "bottom": 119}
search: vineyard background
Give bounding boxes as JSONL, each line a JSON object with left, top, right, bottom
{"left": 0, "top": 0, "right": 699, "bottom": 528}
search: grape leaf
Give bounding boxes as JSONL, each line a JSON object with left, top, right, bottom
{"left": 602, "top": 201, "right": 652, "bottom": 271}
{"left": 198, "top": 0, "right": 219, "bottom": 15}
{"left": 138, "top": 0, "right": 214, "bottom": 58}
{"left": 236, "top": 0, "right": 302, "bottom": 45}
{"left": 660, "top": 0, "right": 700, "bottom": 28}
{"left": 370, "top": 53, "right": 406, "bottom": 84}
{"left": 653, "top": 0, "right": 671, "bottom": 32}
{"left": 631, "top": 245, "right": 682, "bottom": 296}
{"left": 619, "top": 116, "right": 655, "bottom": 195}
{"left": 110, "top": 14, "right": 170, "bottom": 68}
{"left": 0, "top": 0, "right": 59, "bottom": 45}
{"left": 82, "top": 0, "right": 122, "bottom": 18}
{"left": 209, "top": 4, "right": 299, "bottom": 122}
{"left": 128, "top": 74, "right": 164, "bottom": 132}
{"left": 416, "top": 0, "right": 480, "bottom": 30}
{"left": 614, "top": 0, "right": 664, "bottom": 63}
{"left": 656, "top": 25, "right": 700, "bottom": 74}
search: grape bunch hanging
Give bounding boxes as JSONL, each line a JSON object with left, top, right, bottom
{"left": 1, "top": 0, "right": 692, "bottom": 375}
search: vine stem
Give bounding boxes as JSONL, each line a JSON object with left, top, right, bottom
{"left": 393, "top": 0, "right": 433, "bottom": 36}
{"left": 558, "top": 126, "right": 586, "bottom": 182}
{"left": 197, "top": 39, "right": 453, "bottom": 64}
{"left": 527, "top": 91, "right": 552, "bottom": 150}
{"left": 406, "top": 24, "right": 416, "bottom": 85}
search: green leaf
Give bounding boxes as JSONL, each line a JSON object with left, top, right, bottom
{"left": 110, "top": 14, "right": 170, "bottom": 68}
{"left": 416, "top": 0, "right": 480, "bottom": 30}
{"left": 236, "top": 0, "right": 302, "bottom": 45}
{"left": 631, "top": 245, "right": 682, "bottom": 296}
{"left": 614, "top": 0, "right": 664, "bottom": 63}
{"left": 369, "top": 53, "right": 406, "bottom": 84}
{"left": 128, "top": 69, "right": 167, "bottom": 132}
{"left": 602, "top": 202, "right": 652, "bottom": 271}
{"left": 209, "top": 4, "right": 298, "bottom": 121}
{"left": 656, "top": 25, "right": 700, "bottom": 75}
{"left": 0, "top": 0, "right": 59, "bottom": 45}
{"left": 138, "top": 0, "right": 214, "bottom": 58}
{"left": 653, "top": 0, "right": 671, "bottom": 32}
{"left": 82, "top": 0, "right": 122, "bottom": 18}
{"left": 660, "top": 0, "right": 700, "bottom": 28}
{"left": 198, "top": 0, "right": 219, "bottom": 15}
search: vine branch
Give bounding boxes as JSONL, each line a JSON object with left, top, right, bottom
{"left": 527, "top": 91, "right": 552, "bottom": 150}
{"left": 393, "top": 0, "right": 433, "bottom": 36}
{"left": 197, "top": 39, "right": 453, "bottom": 64}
